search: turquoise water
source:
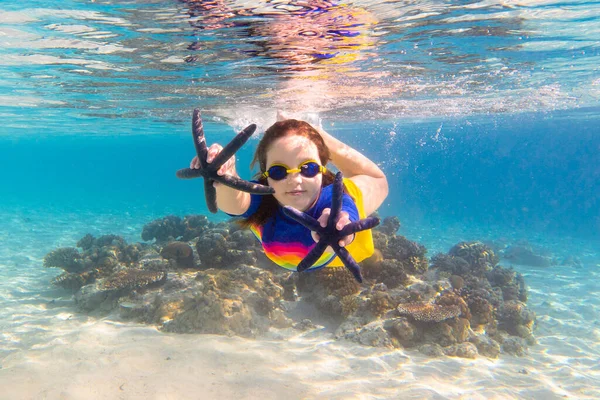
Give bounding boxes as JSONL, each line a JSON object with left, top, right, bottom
{"left": 1, "top": 0, "right": 600, "bottom": 398}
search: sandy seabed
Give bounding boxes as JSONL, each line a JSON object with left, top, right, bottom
{"left": 1, "top": 207, "right": 599, "bottom": 399}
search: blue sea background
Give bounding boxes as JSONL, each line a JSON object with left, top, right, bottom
{"left": 1, "top": 0, "right": 599, "bottom": 397}
{"left": 3, "top": 110, "right": 598, "bottom": 238}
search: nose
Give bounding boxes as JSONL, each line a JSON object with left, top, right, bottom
{"left": 287, "top": 170, "right": 303, "bottom": 184}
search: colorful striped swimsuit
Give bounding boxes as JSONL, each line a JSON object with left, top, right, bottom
{"left": 233, "top": 178, "right": 374, "bottom": 271}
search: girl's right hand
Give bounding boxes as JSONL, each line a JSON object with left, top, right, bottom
{"left": 189, "top": 143, "right": 237, "bottom": 186}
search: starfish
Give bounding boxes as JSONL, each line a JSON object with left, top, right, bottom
{"left": 176, "top": 109, "right": 274, "bottom": 213}
{"left": 282, "top": 172, "right": 380, "bottom": 283}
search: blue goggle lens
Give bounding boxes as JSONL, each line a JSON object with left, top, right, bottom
{"left": 266, "top": 162, "right": 322, "bottom": 181}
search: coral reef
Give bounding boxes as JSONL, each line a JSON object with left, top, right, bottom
{"left": 100, "top": 269, "right": 167, "bottom": 291}
{"left": 160, "top": 242, "right": 195, "bottom": 268}
{"left": 44, "top": 247, "right": 85, "bottom": 273}
{"left": 396, "top": 302, "right": 462, "bottom": 322}
{"left": 379, "top": 216, "right": 401, "bottom": 236}
{"left": 42, "top": 213, "right": 538, "bottom": 360}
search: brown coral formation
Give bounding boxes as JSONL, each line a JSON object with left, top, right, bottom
{"left": 160, "top": 265, "right": 290, "bottom": 337}
{"left": 396, "top": 302, "right": 462, "bottom": 322}
{"left": 51, "top": 269, "right": 99, "bottom": 292}
{"left": 160, "top": 242, "right": 195, "bottom": 268}
{"left": 101, "top": 269, "right": 167, "bottom": 291}
{"left": 449, "top": 241, "right": 499, "bottom": 268}
{"left": 41, "top": 213, "right": 537, "bottom": 360}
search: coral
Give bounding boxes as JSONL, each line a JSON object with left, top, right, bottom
{"left": 350, "top": 322, "right": 394, "bottom": 348}
{"left": 470, "top": 334, "right": 501, "bottom": 358}
{"left": 396, "top": 302, "right": 462, "bottom": 322}
{"left": 296, "top": 266, "right": 362, "bottom": 317}
{"left": 160, "top": 242, "right": 195, "bottom": 269}
{"left": 487, "top": 266, "right": 528, "bottom": 302}
{"left": 430, "top": 253, "right": 471, "bottom": 276}
{"left": 367, "top": 290, "right": 396, "bottom": 318}
{"left": 424, "top": 321, "right": 456, "bottom": 347}
{"left": 465, "top": 292, "right": 495, "bottom": 327}
{"left": 43, "top": 247, "right": 85, "bottom": 273}
{"left": 498, "top": 300, "right": 536, "bottom": 338}
{"left": 516, "top": 272, "right": 528, "bottom": 302}
{"left": 193, "top": 226, "right": 258, "bottom": 269}
{"left": 76, "top": 234, "right": 95, "bottom": 251}
{"left": 377, "top": 216, "right": 401, "bottom": 236}
{"left": 195, "top": 232, "right": 227, "bottom": 263}
{"left": 41, "top": 210, "right": 538, "bottom": 360}
{"left": 487, "top": 265, "right": 516, "bottom": 286}
{"left": 161, "top": 265, "right": 287, "bottom": 337}
{"left": 95, "top": 234, "right": 127, "bottom": 249}
{"left": 340, "top": 295, "right": 359, "bottom": 317}
{"left": 381, "top": 235, "right": 427, "bottom": 263}
{"left": 405, "top": 255, "right": 429, "bottom": 275}
{"left": 435, "top": 291, "right": 471, "bottom": 321}
{"left": 299, "top": 266, "right": 361, "bottom": 298}
{"left": 443, "top": 342, "right": 478, "bottom": 359}
{"left": 384, "top": 317, "right": 419, "bottom": 347}
{"left": 360, "top": 248, "right": 384, "bottom": 272}
{"left": 101, "top": 269, "right": 167, "bottom": 291}
{"left": 449, "top": 275, "right": 465, "bottom": 290}
{"left": 371, "top": 231, "right": 389, "bottom": 252}
{"left": 363, "top": 259, "right": 409, "bottom": 289}
{"left": 449, "top": 241, "right": 499, "bottom": 267}
{"left": 181, "top": 214, "right": 210, "bottom": 241}
{"left": 141, "top": 215, "right": 185, "bottom": 243}
{"left": 51, "top": 269, "right": 99, "bottom": 292}
{"left": 419, "top": 344, "right": 445, "bottom": 357}
{"left": 500, "top": 336, "right": 528, "bottom": 356}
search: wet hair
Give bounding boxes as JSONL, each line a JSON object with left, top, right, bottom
{"left": 239, "top": 119, "right": 336, "bottom": 228}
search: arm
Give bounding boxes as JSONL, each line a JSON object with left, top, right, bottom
{"left": 190, "top": 143, "right": 251, "bottom": 215}
{"left": 317, "top": 127, "right": 389, "bottom": 216}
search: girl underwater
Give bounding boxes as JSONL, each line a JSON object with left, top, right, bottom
{"left": 190, "top": 114, "right": 388, "bottom": 271}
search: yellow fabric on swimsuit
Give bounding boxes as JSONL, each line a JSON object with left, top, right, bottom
{"left": 327, "top": 178, "right": 374, "bottom": 267}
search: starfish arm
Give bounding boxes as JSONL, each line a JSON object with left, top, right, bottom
{"left": 282, "top": 206, "right": 323, "bottom": 232}
{"left": 175, "top": 167, "right": 206, "bottom": 179}
{"left": 332, "top": 245, "right": 363, "bottom": 283}
{"left": 337, "top": 216, "right": 380, "bottom": 237}
{"left": 211, "top": 124, "right": 257, "bottom": 167}
{"left": 213, "top": 174, "right": 275, "bottom": 194}
{"left": 328, "top": 172, "right": 344, "bottom": 229}
{"left": 192, "top": 109, "right": 209, "bottom": 169}
{"left": 297, "top": 240, "right": 329, "bottom": 272}
{"left": 204, "top": 178, "right": 218, "bottom": 213}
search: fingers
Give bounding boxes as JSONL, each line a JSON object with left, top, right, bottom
{"left": 311, "top": 231, "right": 320, "bottom": 243}
{"left": 336, "top": 211, "right": 350, "bottom": 230}
{"left": 276, "top": 110, "right": 289, "bottom": 122}
{"left": 316, "top": 209, "right": 354, "bottom": 247}
{"left": 338, "top": 234, "right": 355, "bottom": 247}
{"left": 190, "top": 156, "right": 200, "bottom": 169}
{"left": 318, "top": 208, "right": 330, "bottom": 227}
{"left": 205, "top": 143, "right": 235, "bottom": 176}
{"left": 206, "top": 143, "right": 222, "bottom": 164}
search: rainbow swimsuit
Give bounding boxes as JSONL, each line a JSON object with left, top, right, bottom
{"left": 233, "top": 178, "right": 374, "bottom": 271}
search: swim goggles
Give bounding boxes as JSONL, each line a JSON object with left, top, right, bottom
{"left": 262, "top": 160, "right": 327, "bottom": 181}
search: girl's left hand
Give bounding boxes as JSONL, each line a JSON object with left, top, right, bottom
{"left": 312, "top": 208, "right": 355, "bottom": 247}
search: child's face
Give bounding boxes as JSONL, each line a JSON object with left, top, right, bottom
{"left": 265, "top": 134, "right": 324, "bottom": 212}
